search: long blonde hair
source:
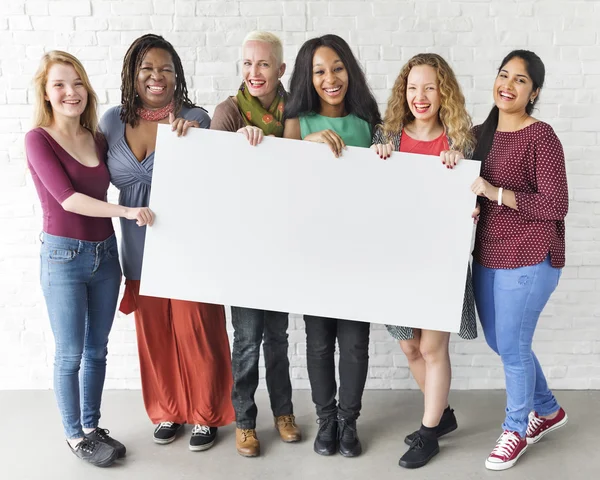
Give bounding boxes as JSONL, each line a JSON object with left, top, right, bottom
{"left": 382, "top": 53, "right": 474, "bottom": 155}
{"left": 32, "top": 50, "right": 99, "bottom": 134}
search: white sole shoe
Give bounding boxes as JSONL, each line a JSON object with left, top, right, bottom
{"left": 527, "top": 413, "right": 568, "bottom": 444}
{"left": 485, "top": 444, "right": 528, "bottom": 471}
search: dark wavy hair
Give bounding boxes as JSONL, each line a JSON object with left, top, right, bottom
{"left": 473, "top": 50, "right": 545, "bottom": 164}
{"left": 284, "top": 34, "right": 381, "bottom": 129}
{"left": 120, "top": 34, "right": 197, "bottom": 127}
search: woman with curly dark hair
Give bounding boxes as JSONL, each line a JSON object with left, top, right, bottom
{"left": 284, "top": 34, "right": 381, "bottom": 459}
{"left": 100, "top": 34, "right": 234, "bottom": 452}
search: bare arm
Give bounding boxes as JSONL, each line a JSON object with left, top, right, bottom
{"left": 283, "top": 118, "right": 302, "bottom": 140}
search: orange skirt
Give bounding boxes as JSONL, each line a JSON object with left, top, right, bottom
{"left": 120, "top": 280, "right": 235, "bottom": 426}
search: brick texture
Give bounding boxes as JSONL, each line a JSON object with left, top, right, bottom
{"left": 0, "top": 0, "right": 599, "bottom": 390}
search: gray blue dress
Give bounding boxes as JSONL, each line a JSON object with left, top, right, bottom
{"left": 99, "top": 106, "right": 210, "bottom": 280}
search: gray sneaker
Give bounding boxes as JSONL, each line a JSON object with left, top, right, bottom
{"left": 85, "top": 427, "right": 126, "bottom": 458}
{"left": 68, "top": 438, "right": 118, "bottom": 467}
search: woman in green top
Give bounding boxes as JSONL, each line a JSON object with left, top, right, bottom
{"left": 283, "top": 34, "right": 381, "bottom": 458}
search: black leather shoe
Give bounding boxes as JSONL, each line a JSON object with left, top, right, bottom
{"left": 68, "top": 438, "right": 118, "bottom": 468}
{"left": 338, "top": 416, "right": 362, "bottom": 457}
{"left": 85, "top": 427, "right": 126, "bottom": 458}
{"left": 314, "top": 416, "right": 338, "bottom": 456}
{"left": 399, "top": 433, "right": 439, "bottom": 469}
{"left": 404, "top": 407, "right": 457, "bottom": 446}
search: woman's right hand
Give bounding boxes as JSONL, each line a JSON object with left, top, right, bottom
{"left": 237, "top": 126, "right": 264, "bottom": 146}
{"left": 371, "top": 143, "right": 393, "bottom": 159}
{"left": 440, "top": 150, "right": 464, "bottom": 169}
{"left": 125, "top": 207, "right": 154, "bottom": 227}
{"left": 304, "top": 129, "right": 346, "bottom": 157}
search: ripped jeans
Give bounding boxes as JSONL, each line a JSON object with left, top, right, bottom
{"left": 472, "top": 255, "right": 561, "bottom": 437}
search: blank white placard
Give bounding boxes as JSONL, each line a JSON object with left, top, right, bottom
{"left": 140, "top": 125, "right": 480, "bottom": 332}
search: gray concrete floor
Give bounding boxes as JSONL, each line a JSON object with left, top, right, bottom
{"left": 0, "top": 390, "right": 597, "bottom": 480}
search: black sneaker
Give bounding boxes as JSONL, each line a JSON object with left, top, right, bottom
{"left": 67, "top": 438, "right": 118, "bottom": 468}
{"left": 338, "top": 416, "right": 362, "bottom": 457}
{"left": 399, "top": 432, "right": 440, "bottom": 469}
{"left": 189, "top": 425, "right": 218, "bottom": 452}
{"left": 314, "top": 416, "right": 338, "bottom": 456}
{"left": 85, "top": 428, "right": 126, "bottom": 458}
{"left": 153, "top": 422, "right": 183, "bottom": 444}
{"left": 404, "top": 408, "right": 457, "bottom": 446}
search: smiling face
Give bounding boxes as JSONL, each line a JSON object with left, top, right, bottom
{"left": 44, "top": 62, "right": 88, "bottom": 121}
{"left": 135, "top": 47, "right": 176, "bottom": 109}
{"left": 242, "top": 40, "right": 285, "bottom": 104}
{"left": 493, "top": 57, "right": 538, "bottom": 115}
{"left": 405, "top": 65, "right": 441, "bottom": 123}
{"left": 312, "top": 46, "right": 349, "bottom": 111}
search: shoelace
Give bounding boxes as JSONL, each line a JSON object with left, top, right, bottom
{"left": 526, "top": 414, "right": 544, "bottom": 436}
{"left": 192, "top": 425, "right": 211, "bottom": 435}
{"left": 338, "top": 417, "right": 357, "bottom": 442}
{"left": 239, "top": 429, "right": 257, "bottom": 441}
{"left": 76, "top": 438, "right": 97, "bottom": 454}
{"left": 490, "top": 431, "right": 521, "bottom": 459}
{"left": 91, "top": 428, "right": 111, "bottom": 440}
{"left": 158, "top": 421, "right": 175, "bottom": 430}
{"left": 408, "top": 433, "right": 426, "bottom": 450}
{"left": 316, "top": 417, "right": 337, "bottom": 441}
{"left": 278, "top": 415, "right": 296, "bottom": 428}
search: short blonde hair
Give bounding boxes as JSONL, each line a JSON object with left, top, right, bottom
{"left": 32, "top": 50, "right": 99, "bottom": 134}
{"left": 242, "top": 31, "right": 284, "bottom": 66}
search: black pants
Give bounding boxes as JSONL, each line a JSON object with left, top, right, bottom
{"left": 231, "top": 307, "right": 293, "bottom": 429}
{"left": 305, "top": 315, "right": 370, "bottom": 420}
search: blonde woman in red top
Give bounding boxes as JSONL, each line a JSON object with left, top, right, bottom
{"left": 372, "top": 53, "right": 477, "bottom": 469}
{"left": 470, "top": 50, "right": 568, "bottom": 471}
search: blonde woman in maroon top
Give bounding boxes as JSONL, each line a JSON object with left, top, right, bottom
{"left": 470, "top": 50, "right": 569, "bottom": 471}
{"left": 372, "top": 53, "right": 478, "bottom": 469}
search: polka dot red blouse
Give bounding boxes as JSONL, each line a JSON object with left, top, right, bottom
{"left": 473, "top": 122, "right": 568, "bottom": 269}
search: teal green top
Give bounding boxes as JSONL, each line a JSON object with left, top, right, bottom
{"left": 299, "top": 113, "right": 372, "bottom": 148}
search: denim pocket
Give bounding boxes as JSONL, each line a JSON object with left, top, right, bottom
{"left": 47, "top": 247, "right": 78, "bottom": 264}
{"left": 106, "top": 245, "right": 119, "bottom": 260}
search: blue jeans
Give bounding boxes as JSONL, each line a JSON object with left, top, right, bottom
{"left": 40, "top": 232, "right": 121, "bottom": 439}
{"left": 472, "top": 256, "right": 561, "bottom": 437}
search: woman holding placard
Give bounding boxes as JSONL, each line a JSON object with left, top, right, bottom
{"left": 210, "top": 31, "right": 301, "bottom": 458}
{"left": 26, "top": 51, "right": 153, "bottom": 466}
{"left": 470, "top": 50, "right": 568, "bottom": 471}
{"left": 284, "top": 34, "right": 381, "bottom": 458}
{"left": 100, "top": 34, "right": 234, "bottom": 452}
{"left": 371, "top": 53, "right": 477, "bottom": 469}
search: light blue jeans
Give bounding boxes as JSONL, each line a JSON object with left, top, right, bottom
{"left": 40, "top": 232, "right": 121, "bottom": 439}
{"left": 472, "top": 255, "right": 561, "bottom": 437}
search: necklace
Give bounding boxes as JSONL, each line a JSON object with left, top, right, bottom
{"left": 136, "top": 101, "right": 175, "bottom": 122}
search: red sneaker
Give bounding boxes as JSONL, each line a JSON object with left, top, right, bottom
{"left": 485, "top": 431, "right": 528, "bottom": 471}
{"left": 526, "top": 407, "right": 568, "bottom": 444}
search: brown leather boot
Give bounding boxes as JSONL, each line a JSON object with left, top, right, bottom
{"left": 274, "top": 414, "right": 302, "bottom": 443}
{"left": 236, "top": 428, "right": 260, "bottom": 457}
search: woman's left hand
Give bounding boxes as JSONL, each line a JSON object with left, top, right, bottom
{"left": 237, "top": 126, "right": 264, "bottom": 146}
{"left": 169, "top": 112, "right": 200, "bottom": 137}
{"left": 440, "top": 150, "right": 464, "bottom": 169}
{"left": 471, "top": 176, "right": 499, "bottom": 202}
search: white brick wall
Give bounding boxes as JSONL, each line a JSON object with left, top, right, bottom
{"left": 1, "top": 0, "right": 599, "bottom": 390}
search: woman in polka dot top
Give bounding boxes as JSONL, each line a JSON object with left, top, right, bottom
{"left": 470, "top": 50, "right": 569, "bottom": 472}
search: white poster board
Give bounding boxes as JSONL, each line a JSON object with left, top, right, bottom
{"left": 140, "top": 126, "right": 480, "bottom": 332}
